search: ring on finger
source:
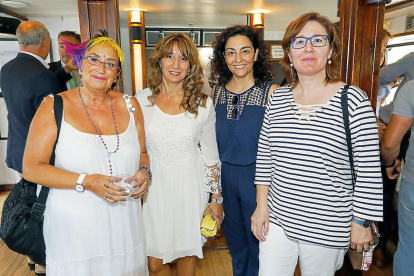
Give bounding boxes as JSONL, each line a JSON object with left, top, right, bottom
{"left": 104, "top": 183, "right": 109, "bottom": 189}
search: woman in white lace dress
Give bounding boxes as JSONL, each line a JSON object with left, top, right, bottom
{"left": 135, "top": 33, "right": 223, "bottom": 275}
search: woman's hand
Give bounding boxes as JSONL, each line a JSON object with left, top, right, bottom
{"left": 204, "top": 201, "right": 224, "bottom": 230}
{"left": 385, "top": 159, "right": 401, "bottom": 179}
{"left": 83, "top": 174, "right": 127, "bottom": 203}
{"left": 251, "top": 204, "right": 269, "bottom": 242}
{"left": 125, "top": 169, "right": 149, "bottom": 199}
{"left": 350, "top": 220, "right": 374, "bottom": 253}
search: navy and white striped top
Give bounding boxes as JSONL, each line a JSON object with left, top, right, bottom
{"left": 255, "top": 84, "right": 383, "bottom": 248}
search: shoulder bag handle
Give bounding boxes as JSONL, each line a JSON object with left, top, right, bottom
{"left": 340, "top": 84, "right": 356, "bottom": 188}
{"left": 35, "top": 95, "right": 63, "bottom": 209}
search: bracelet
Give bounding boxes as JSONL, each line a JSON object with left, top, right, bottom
{"left": 352, "top": 217, "right": 372, "bottom": 228}
{"left": 138, "top": 166, "right": 152, "bottom": 182}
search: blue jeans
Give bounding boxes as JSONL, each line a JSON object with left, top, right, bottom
{"left": 394, "top": 179, "right": 414, "bottom": 276}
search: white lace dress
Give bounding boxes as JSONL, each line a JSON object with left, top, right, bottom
{"left": 42, "top": 95, "right": 148, "bottom": 276}
{"left": 136, "top": 88, "right": 221, "bottom": 263}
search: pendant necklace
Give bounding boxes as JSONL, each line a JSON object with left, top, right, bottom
{"left": 78, "top": 87, "right": 120, "bottom": 175}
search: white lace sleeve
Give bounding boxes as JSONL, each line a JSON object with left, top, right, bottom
{"left": 200, "top": 99, "right": 222, "bottom": 194}
{"left": 205, "top": 161, "right": 221, "bottom": 194}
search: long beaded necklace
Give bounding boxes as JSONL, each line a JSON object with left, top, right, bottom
{"left": 78, "top": 87, "right": 120, "bottom": 175}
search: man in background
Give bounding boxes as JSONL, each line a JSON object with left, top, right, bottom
{"left": 381, "top": 79, "right": 414, "bottom": 276}
{"left": 0, "top": 20, "right": 60, "bottom": 276}
{"left": 49, "top": 30, "right": 81, "bottom": 91}
{"left": 378, "top": 51, "right": 414, "bottom": 123}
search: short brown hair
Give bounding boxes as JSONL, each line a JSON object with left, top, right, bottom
{"left": 383, "top": 29, "right": 392, "bottom": 39}
{"left": 281, "top": 12, "right": 342, "bottom": 88}
{"left": 146, "top": 33, "right": 206, "bottom": 116}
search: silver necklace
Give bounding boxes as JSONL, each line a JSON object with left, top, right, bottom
{"left": 78, "top": 87, "right": 120, "bottom": 175}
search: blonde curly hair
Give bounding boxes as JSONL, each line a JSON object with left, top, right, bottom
{"left": 147, "top": 33, "right": 207, "bottom": 116}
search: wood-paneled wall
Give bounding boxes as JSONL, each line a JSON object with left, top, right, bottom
{"left": 339, "top": 0, "right": 386, "bottom": 111}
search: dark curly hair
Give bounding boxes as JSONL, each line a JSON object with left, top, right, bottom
{"left": 146, "top": 33, "right": 207, "bottom": 117}
{"left": 209, "top": 25, "right": 273, "bottom": 87}
{"left": 281, "top": 12, "right": 342, "bottom": 88}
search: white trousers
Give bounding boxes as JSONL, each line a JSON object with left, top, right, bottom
{"left": 259, "top": 223, "right": 346, "bottom": 276}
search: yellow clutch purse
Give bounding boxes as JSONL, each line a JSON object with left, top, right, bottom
{"left": 200, "top": 213, "right": 217, "bottom": 238}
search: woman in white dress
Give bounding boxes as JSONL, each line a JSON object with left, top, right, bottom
{"left": 135, "top": 33, "right": 223, "bottom": 276}
{"left": 23, "top": 32, "right": 149, "bottom": 275}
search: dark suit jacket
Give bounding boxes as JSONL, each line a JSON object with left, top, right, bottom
{"left": 0, "top": 52, "right": 61, "bottom": 173}
{"left": 49, "top": 60, "right": 72, "bottom": 92}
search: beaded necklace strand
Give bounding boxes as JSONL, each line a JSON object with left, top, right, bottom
{"left": 78, "top": 87, "right": 120, "bottom": 175}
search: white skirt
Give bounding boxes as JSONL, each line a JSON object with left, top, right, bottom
{"left": 143, "top": 153, "right": 209, "bottom": 263}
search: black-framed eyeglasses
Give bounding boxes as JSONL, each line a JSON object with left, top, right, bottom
{"left": 84, "top": 55, "right": 120, "bottom": 71}
{"left": 290, "top": 35, "right": 330, "bottom": 49}
{"left": 231, "top": 95, "right": 240, "bottom": 120}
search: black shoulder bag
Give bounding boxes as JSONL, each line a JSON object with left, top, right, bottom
{"left": 341, "top": 85, "right": 380, "bottom": 271}
{"left": 0, "top": 94, "right": 63, "bottom": 266}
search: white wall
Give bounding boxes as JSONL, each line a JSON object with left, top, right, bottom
{"left": 385, "top": 16, "right": 407, "bottom": 35}
{"left": 264, "top": 31, "right": 285, "bottom": 41}
{"left": 0, "top": 98, "right": 20, "bottom": 185}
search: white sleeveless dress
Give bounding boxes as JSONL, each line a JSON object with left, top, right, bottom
{"left": 135, "top": 88, "right": 221, "bottom": 264}
{"left": 42, "top": 95, "right": 148, "bottom": 276}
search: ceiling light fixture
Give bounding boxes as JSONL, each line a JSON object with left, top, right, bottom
{"left": 1, "top": 0, "right": 29, "bottom": 9}
{"left": 251, "top": 13, "right": 264, "bottom": 29}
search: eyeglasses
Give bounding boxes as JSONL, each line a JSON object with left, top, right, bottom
{"left": 84, "top": 55, "right": 120, "bottom": 71}
{"left": 231, "top": 95, "right": 240, "bottom": 120}
{"left": 290, "top": 35, "right": 330, "bottom": 49}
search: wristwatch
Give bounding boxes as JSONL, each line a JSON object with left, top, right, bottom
{"left": 352, "top": 217, "right": 372, "bottom": 228}
{"left": 75, "top": 173, "right": 87, "bottom": 192}
{"left": 211, "top": 196, "right": 223, "bottom": 204}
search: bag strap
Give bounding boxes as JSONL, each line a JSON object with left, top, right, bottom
{"left": 340, "top": 84, "right": 357, "bottom": 188}
{"left": 32, "top": 95, "right": 63, "bottom": 219}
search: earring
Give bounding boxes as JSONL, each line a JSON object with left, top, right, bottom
{"left": 290, "top": 62, "right": 293, "bottom": 67}
{"left": 328, "top": 59, "right": 332, "bottom": 65}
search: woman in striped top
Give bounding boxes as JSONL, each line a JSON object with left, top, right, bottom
{"left": 251, "top": 13, "right": 383, "bottom": 275}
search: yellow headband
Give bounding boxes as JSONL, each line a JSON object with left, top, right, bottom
{"left": 87, "top": 37, "right": 124, "bottom": 65}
